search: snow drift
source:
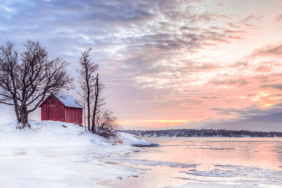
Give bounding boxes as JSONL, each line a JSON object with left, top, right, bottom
{"left": 0, "top": 119, "right": 156, "bottom": 148}
{"left": 118, "top": 132, "right": 158, "bottom": 147}
{"left": 0, "top": 118, "right": 156, "bottom": 188}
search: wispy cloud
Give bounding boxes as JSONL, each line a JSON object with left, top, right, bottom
{"left": 0, "top": 6, "right": 11, "bottom": 11}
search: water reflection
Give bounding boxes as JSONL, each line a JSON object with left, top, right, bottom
{"left": 133, "top": 137, "right": 282, "bottom": 171}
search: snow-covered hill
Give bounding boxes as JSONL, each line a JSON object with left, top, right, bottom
{"left": 0, "top": 119, "right": 154, "bottom": 147}
{"left": 0, "top": 119, "right": 155, "bottom": 188}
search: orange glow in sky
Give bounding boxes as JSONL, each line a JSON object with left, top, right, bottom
{"left": 251, "top": 91, "right": 282, "bottom": 108}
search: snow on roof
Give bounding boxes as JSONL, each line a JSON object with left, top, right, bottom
{"left": 55, "top": 94, "right": 84, "bottom": 109}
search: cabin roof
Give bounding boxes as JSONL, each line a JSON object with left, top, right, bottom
{"left": 39, "top": 94, "right": 84, "bottom": 109}
{"left": 55, "top": 94, "right": 84, "bottom": 109}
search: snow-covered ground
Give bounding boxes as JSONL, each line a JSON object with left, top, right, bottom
{"left": 0, "top": 119, "right": 155, "bottom": 188}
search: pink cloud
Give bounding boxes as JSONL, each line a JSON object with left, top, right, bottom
{"left": 274, "top": 14, "right": 282, "bottom": 22}
{"left": 242, "top": 15, "right": 261, "bottom": 23}
{"left": 217, "top": 2, "right": 224, "bottom": 7}
{"left": 251, "top": 44, "right": 282, "bottom": 57}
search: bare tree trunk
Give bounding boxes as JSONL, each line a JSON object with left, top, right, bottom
{"left": 83, "top": 102, "right": 86, "bottom": 132}
{"left": 20, "top": 106, "right": 28, "bottom": 125}
{"left": 91, "top": 74, "right": 99, "bottom": 132}
{"left": 14, "top": 104, "right": 21, "bottom": 124}
{"left": 87, "top": 90, "right": 90, "bottom": 131}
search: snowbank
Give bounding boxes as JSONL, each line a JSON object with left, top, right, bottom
{"left": 0, "top": 119, "right": 155, "bottom": 148}
{"left": 118, "top": 132, "right": 158, "bottom": 147}
{"left": 0, "top": 119, "right": 156, "bottom": 188}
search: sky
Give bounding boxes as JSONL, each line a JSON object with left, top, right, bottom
{"left": 0, "top": 0, "right": 282, "bottom": 131}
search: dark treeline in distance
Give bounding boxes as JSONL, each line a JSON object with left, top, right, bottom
{"left": 122, "top": 129, "right": 282, "bottom": 137}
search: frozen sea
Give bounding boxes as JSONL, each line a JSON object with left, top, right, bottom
{"left": 106, "top": 137, "right": 282, "bottom": 188}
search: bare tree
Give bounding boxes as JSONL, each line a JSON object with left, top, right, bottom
{"left": 0, "top": 40, "right": 73, "bottom": 127}
{"left": 77, "top": 48, "right": 98, "bottom": 131}
{"left": 90, "top": 74, "right": 120, "bottom": 138}
{"left": 77, "top": 49, "right": 120, "bottom": 137}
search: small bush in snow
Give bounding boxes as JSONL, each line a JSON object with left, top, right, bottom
{"left": 92, "top": 110, "right": 121, "bottom": 139}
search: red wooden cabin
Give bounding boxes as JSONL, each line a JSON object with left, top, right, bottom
{"left": 39, "top": 94, "right": 84, "bottom": 125}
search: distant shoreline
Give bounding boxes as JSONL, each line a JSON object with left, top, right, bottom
{"left": 121, "top": 129, "right": 282, "bottom": 137}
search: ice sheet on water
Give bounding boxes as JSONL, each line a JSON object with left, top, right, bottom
{"left": 173, "top": 164, "right": 282, "bottom": 188}
{"left": 186, "top": 169, "right": 230, "bottom": 177}
{"left": 189, "top": 147, "right": 235, "bottom": 150}
{"left": 167, "top": 182, "right": 267, "bottom": 188}
{"left": 107, "top": 158, "right": 198, "bottom": 168}
{"left": 214, "top": 164, "right": 246, "bottom": 169}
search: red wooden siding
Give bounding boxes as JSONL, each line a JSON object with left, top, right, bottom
{"left": 40, "top": 96, "right": 83, "bottom": 125}
{"left": 65, "top": 108, "right": 82, "bottom": 124}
